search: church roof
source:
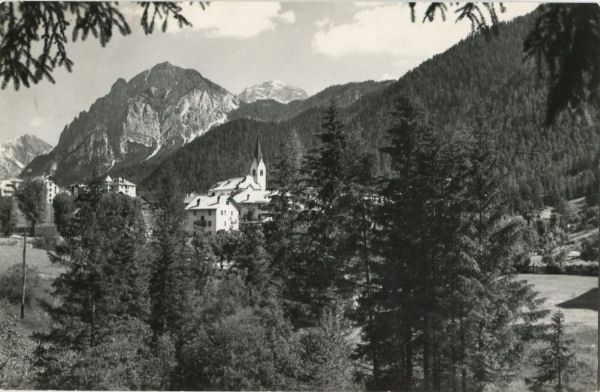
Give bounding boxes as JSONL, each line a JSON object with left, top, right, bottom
{"left": 254, "top": 137, "right": 263, "bottom": 162}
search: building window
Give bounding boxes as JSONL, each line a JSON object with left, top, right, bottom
{"left": 252, "top": 169, "right": 256, "bottom": 176}
{"left": 193, "top": 211, "right": 196, "bottom": 216}
{"left": 208, "top": 210, "right": 212, "bottom": 216}
{"left": 208, "top": 221, "right": 211, "bottom": 227}
{"left": 260, "top": 169, "right": 263, "bottom": 176}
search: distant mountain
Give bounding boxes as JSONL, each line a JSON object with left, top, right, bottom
{"left": 229, "top": 80, "right": 395, "bottom": 123}
{"left": 238, "top": 81, "right": 308, "bottom": 104}
{"left": 142, "top": 11, "right": 599, "bottom": 211}
{"left": 22, "top": 62, "right": 239, "bottom": 185}
{"left": 0, "top": 135, "right": 52, "bottom": 180}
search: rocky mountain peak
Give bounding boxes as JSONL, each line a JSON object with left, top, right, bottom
{"left": 22, "top": 63, "right": 239, "bottom": 185}
{"left": 238, "top": 81, "right": 308, "bottom": 104}
{"left": 0, "top": 134, "right": 52, "bottom": 180}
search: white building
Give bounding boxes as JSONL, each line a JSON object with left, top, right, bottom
{"left": 97, "top": 175, "right": 137, "bottom": 197}
{"left": 43, "top": 176, "right": 60, "bottom": 204}
{"left": 184, "top": 194, "right": 240, "bottom": 234}
{"left": 0, "top": 178, "right": 23, "bottom": 197}
{"left": 184, "top": 138, "right": 273, "bottom": 234}
{"left": 112, "top": 177, "right": 137, "bottom": 197}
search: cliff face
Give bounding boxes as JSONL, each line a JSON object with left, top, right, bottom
{"left": 238, "top": 81, "right": 308, "bottom": 104}
{"left": 23, "top": 62, "right": 239, "bottom": 184}
{"left": 0, "top": 135, "right": 52, "bottom": 180}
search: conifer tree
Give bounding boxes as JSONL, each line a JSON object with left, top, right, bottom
{"left": 534, "top": 311, "right": 576, "bottom": 391}
{"left": 149, "top": 162, "right": 192, "bottom": 337}
{"left": 35, "top": 186, "right": 153, "bottom": 388}
{"left": 358, "top": 97, "right": 546, "bottom": 391}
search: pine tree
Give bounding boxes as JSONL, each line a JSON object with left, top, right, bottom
{"left": 35, "top": 187, "right": 152, "bottom": 388}
{"left": 149, "top": 162, "right": 192, "bottom": 337}
{"left": 359, "top": 98, "right": 546, "bottom": 391}
{"left": 534, "top": 311, "right": 576, "bottom": 391}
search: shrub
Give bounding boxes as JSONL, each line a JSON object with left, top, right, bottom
{"left": 31, "top": 231, "right": 57, "bottom": 251}
{"left": 513, "top": 253, "right": 531, "bottom": 273}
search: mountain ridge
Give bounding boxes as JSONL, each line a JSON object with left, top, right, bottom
{"left": 0, "top": 135, "right": 52, "bottom": 180}
{"left": 23, "top": 62, "right": 239, "bottom": 184}
{"left": 139, "top": 12, "right": 599, "bottom": 211}
{"left": 238, "top": 80, "right": 308, "bottom": 104}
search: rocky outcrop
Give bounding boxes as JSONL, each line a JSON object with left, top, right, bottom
{"left": 22, "top": 62, "right": 239, "bottom": 184}
{"left": 0, "top": 135, "right": 52, "bottom": 180}
{"left": 238, "top": 81, "right": 308, "bottom": 104}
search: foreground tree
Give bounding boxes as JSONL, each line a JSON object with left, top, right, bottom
{"left": 35, "top": 187, "right": 165, "bottom": 389}
{"left": 533, "top": 311, "right": 576, "bottom": 391}
{"left": 357, "top": 97, "right": 546, "bottom": 391}
{"left": 0, "top": 1, "right": 206, "bottom": 89}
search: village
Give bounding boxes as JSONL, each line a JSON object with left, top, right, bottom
{"left": 0, "top": 139, "right": 274, "bottom": 237}
{"left": 1, "top": 2, "right": 599, "bottom": 391}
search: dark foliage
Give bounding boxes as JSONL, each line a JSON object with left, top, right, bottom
{"left": 0, "top": 2, "right": 205, "bottom": 89}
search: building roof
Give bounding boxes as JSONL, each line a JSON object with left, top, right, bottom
{"left": 254, "top": 137, "right": 263, "bottom": 162}
{"left": 114, "top": 177, "right": 136, "bottom": 186}
{"left": 185, "top": 194, "right": 239, "bottom": 211}
{"left": 209, "top": 175, "right": 260, "bottom": 193}
{"left": 232, "top": 188, "right": 273, "bottom": 204}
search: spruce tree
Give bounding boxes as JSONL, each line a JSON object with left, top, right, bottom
{"left": 534, "top": 311, "right": 576, "bottom": 391}
{"left": 35, "top": 186, "right": 153, "bottom": 389}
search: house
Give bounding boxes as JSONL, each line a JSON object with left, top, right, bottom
{"left": 112, "top": 177, "right": 137, "bottom": 197}
{"left": 210, "top": 138, "right": 272, "bottom": 222}
{"left": 0, "top": 178, "right": 22, "bottom": 197}
{"left": 43, "top": 176, "right": 61, "bottom": 204}
{"left": 69, "top": 183, "right": 89, "bottom": 197}
{"left": 71, "top": 176, "right": 136, "bottom": 198}
{"left": 184, "top": 194, "right": 240, "bottom": 234}
{"left": 232, "top": 187, "right": 275, "bottom": 222}
{"left": 183, "top": 137, "right": 273, "bottom": 234}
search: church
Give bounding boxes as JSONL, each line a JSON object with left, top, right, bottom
{"left": 184, "top": 138, "right": 273, "bottom": 234}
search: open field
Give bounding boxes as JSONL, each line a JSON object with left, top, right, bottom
{"left": 511, "top": 274, "right": 597, "bottom": 392}
{"left": 519, "top": 274, "right": 597, "bottom": 326}
{"left": 0, "top": 236, "right": 65, "bottom": 278}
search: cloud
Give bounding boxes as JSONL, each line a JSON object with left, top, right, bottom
{"left": 29, "top": 117, "right": 43, "bottom": 127}
{"left": 312, "top": 2, "right": 538, "bottom": 59}
{"left": 167, "top": 2, "right": 295, "bottom": 39}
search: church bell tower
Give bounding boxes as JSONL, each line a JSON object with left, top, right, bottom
{"left": 249, "top": 137, "right": 266, "bottom": 190}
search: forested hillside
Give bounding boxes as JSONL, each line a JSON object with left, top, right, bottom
{"left": 133, "top": 12, "right": 598, "bottom": 211}
{"left": 227, "top": 80, "right": 394, "bottom": 123}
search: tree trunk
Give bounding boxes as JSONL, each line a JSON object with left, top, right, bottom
{"left": 424, "top": 314, "right": 431, "bottom": 391}
{"left": 597, "top": 154, "right": 599, "bottom": 392}
{"left": 405, "top": 324, "right": 413, "bottom": 390}
{"left": 20, "top": 233, "right": 26, "bottom": 319}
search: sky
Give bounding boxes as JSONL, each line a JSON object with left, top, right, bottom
{"left": 0, "top": 1, "right": 538, "bottom": 145}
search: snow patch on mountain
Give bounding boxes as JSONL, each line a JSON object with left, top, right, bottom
{"left": 238, "top": 81, "right": 308, "bottom": 104}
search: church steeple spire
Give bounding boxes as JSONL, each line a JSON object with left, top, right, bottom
{"left": 250, "top": 135, "right": 266, "bottom": 190}
{"left": 254, "top": 136, "right": 263, "bottom": 162}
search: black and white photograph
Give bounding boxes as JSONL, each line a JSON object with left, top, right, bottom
{"left": 0, "top": 1, "right": 599, "bottom": 391}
